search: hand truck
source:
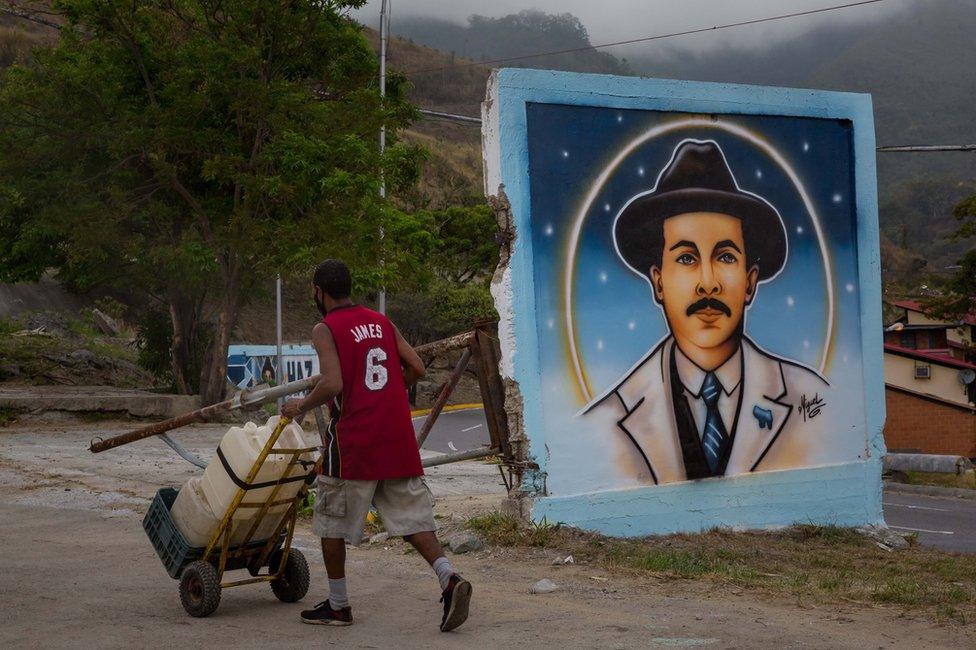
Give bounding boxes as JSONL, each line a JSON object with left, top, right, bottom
{"left": 142, "top": 417, "right": 318, "bottom": 617}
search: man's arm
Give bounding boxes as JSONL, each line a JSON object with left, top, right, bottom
{"left": 281, "top": 322, "right": 342, "bottom": 420}
{"left": 394, "top": 325, "right": 426, "bottom": 389}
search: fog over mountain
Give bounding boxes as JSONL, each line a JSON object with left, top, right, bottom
{"left": 353, "top": 0, "right": 914, "bottom": 54}
{"left": 364, "top": 0, "right": 975, "bottom": 273}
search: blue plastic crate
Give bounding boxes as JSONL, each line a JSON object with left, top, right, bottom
{"left": 143, "top": 487, "right": 288, "bottom": 579}
{"left": 143, "top": 488, "right": 202, "bottom": 579}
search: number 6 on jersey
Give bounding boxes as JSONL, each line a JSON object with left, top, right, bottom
{"left": 365, "top": 346, "right": 388, "bottom": 390}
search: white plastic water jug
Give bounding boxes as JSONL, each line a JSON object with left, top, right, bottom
{"left": 200, "top": 415, "right": 314, "bottom": 529}
{"left": 169, "top": 416, "right": 314, "bottom": 548}
{"left": 171, "top": 476, "right": 285, "bottom": 547}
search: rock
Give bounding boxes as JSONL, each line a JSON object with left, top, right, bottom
{"left": 857, "top": 524, "right": 909, "bottom": 550}
{"left": 369, "top": 532, "right": 390, "bottom": 545}
{"left": 91, "top": 308, "right": 122, "bottom": 336}
{"left": 448, "top": 530, "right": 484, "bottom": 554}
{"left": 530, "top": 578, "right": 558, "bottom": 594}
{"left": 69, "top": 350, "right": 98, "bottom": 365}
{"left": 25, "top": 312, "right": 71, "bottom": 337}
{"left": 551, "top": 555, "right": 575, "bottom": 566}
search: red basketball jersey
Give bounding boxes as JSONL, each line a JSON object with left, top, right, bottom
{"left": 320, "top": 305, "right": 423, "bottom": 480}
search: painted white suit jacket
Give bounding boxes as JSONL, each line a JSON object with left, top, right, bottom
{"left": 583, "top": 335, "right": 829, "bottom": 486}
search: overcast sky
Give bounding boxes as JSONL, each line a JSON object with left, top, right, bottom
{"left": 352, "top": 0, "right": 915, "bottom": 53}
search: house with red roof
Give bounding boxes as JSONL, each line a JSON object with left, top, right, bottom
{"left": 883, "top": 300, "right": 976, "bottom": 457}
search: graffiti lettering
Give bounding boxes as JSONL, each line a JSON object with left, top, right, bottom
{"left": 798, "top": 393, "right": 825, "bottom": 421}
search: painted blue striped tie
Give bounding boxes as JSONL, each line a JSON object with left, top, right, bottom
{"left": 700, "top": 372, "right": 728, "bottom": 473}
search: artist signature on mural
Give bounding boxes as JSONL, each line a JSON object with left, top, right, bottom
{"left": 798, "top": 393, "right": 826, "bottom": 421}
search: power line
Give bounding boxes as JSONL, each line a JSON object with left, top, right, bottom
{"left": 414, "top": 109, "right": 976, "bottom": 159}
{"left": 418, "top": 109, "right": 481, "bottom": 124}
{"left": 406, "top": 0, "right": 890, "bottom": 75}
{"left": 877, "top": 145, "right": 976, "bottom": 153}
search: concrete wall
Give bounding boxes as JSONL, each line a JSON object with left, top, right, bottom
{"left": 484, "top": 69, "right": 884, "bottom": 537}
{"left": 884, "top": 386, "right": 976, "bottom": 457}
{"left": 884, "top": 352, "right": 973, "bottom": 408}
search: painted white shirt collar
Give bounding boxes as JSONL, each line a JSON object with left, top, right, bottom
{"left": 674, "top": 343, "right": 743, "bottom": 438}
{"left": 674, "top": 344, "right": 743, "bottom": 397}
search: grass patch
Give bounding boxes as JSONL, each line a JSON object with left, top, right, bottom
{"left": 0, "top": 313, "right": 147, "bottom": 388}
{"left": 904, "top": 470, "right": 976, "bottom": 490}
{"left": 0, "top": 406, "right": 24, "bottom": 427}
{"left": 296, "top": 491, "right": 315, "bottom": 519}
{"left": 467, "top": 511, "right": 561, "bottom": 547}
{"left": 465, "top": 511, "right": 976, "bottom": 622}
{"left": 0, "top": 317, "right": 19, "bottom": 335}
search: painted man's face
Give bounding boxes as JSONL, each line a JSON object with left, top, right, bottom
{"left": 650, "top": 212, "right": 759, "bottom": 359}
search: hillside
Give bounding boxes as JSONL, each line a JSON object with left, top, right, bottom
{"left": 395, "top": 4, "right": 976, "bottom": 275}
{"left": 393, "top": 10, "right": 629, "bottom": 76}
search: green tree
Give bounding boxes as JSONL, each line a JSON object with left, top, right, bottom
{"left": 387, "top": 201, "right": 498, "bottom": 343}
{"left": 925, "top": 192, "right": 976, "bottom": 323}
{"left": 0, "top": 0, "right": 430, "bottom": 404}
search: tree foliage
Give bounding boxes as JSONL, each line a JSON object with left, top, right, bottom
{"left": 0, "top": 0, "right": 432, "bottom": 403}
{"left": 924, "top": 192, "right": 976, "bottom": 324}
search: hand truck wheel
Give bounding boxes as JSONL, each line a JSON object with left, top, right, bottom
{"left": 179, "top": 560, "right": 221, "bottom": 617}
{"left": 269, "top": 548, "right": 310, "bottom": 603}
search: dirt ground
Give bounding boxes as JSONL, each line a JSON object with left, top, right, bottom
{"left": 0, "top": 420, "right": 970, "bottom": 649}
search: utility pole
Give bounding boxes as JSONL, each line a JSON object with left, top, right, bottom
{"left": 378, "top": 0, "right": 390, "bottom": 314}
{"left": 275, "top": 275, "right": 284, "bottom": 407}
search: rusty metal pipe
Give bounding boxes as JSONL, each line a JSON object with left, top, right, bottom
{"left": 89, "top": 331, "right": 476, "bottom": 455}
{"left": 88, "top": 375, "right": 319, "bottom": 453}
{"left": 415, "top": 347, "right": 472, "bottom": 448}
{"left": 422, "top": 446, "right": 498, "bottom": 468}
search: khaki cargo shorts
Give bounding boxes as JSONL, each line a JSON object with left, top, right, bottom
{"left": 313, "top": 475, "right": 437, "bottom": 545}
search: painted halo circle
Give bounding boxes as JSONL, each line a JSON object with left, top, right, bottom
{"left": 563, "top": 118, "right": 835, "bottom": 403}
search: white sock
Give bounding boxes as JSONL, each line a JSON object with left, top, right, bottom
{"left": 432, "top": 556, "right": 455, "bottom": 591}
{"left": 328, "top": 577, "right": 349, "bottom": 609}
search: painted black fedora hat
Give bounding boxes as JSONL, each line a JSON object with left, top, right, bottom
{"left": 613, "top": 140, "right": 787, "bottom": 281}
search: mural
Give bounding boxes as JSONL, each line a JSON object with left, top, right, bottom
{"left": 483, "top": 69, "right": 885, "bottom": 536}
{"left": 226, "top": 344, "right": 318, "bottom": 394}
{"left": 582, "top": 138, "right": 832, "bottom": 486}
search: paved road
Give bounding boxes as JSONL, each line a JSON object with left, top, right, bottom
{"left": 883, "top": 490, "right": 976, "bottom": 553}
{"left": 414, "top": 408, "right": 490, "bottom": 454}
{"left": 415, "top": 412, "right": 976, "bottom": 553}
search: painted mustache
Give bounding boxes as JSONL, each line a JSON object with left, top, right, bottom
{"left": 686, "top": 297, "right": 732, "bottom": 318}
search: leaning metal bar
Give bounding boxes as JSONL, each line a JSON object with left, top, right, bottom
{"left": 415, "top": 331, "right": 474, "bottom": 361}
{"left": 416, "top": 347, "right": 472, "bottom": 448}
{"left": 158, "top": 433, "right": 207, "bottom": 469}
{"left": 422, "top": 447, "right": 498, "bottom": 468}
{"left": 91, "top": 332, "right": 477, "bottom": 454}
{"left": 89, "top": 375, "right": 318, "bottom": 453}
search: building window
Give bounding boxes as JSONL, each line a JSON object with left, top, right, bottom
{"left": 899, "top": 332, "right": 916, "bottom": 349}
{"left": 913, "top": 362, "right": 931, "bottom": 379}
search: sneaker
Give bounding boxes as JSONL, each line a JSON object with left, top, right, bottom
{"left": 300, "top": 600, "right": 353, "bottom": 626}
{"left": 439, "top": 574, "right": 472, "bottom": 632}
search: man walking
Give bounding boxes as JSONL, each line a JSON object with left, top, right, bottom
{"left": 282, "top": 259, "right": 472, "bottom": 632}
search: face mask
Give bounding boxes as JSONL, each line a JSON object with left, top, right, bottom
{"left": 314, "top": 291, "right": 327, "bottom": 317}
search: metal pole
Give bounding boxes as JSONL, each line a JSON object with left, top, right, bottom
{"left": 89, "top": 333, "right": 477, "bottom": 454}
{"left": 422, "top": 447, "right": 498, "bottom": 468}
{"left": 276, "top": 275, "right": 284, "bottom": 406}
{"left": 416, "top": 347, "right": 472, "bottom": 448}
{"left": 89, "top": 375, "right": 320, "bottom": 453}
{"left": 377, "top": 0, "right": 389, "bottom": 314}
